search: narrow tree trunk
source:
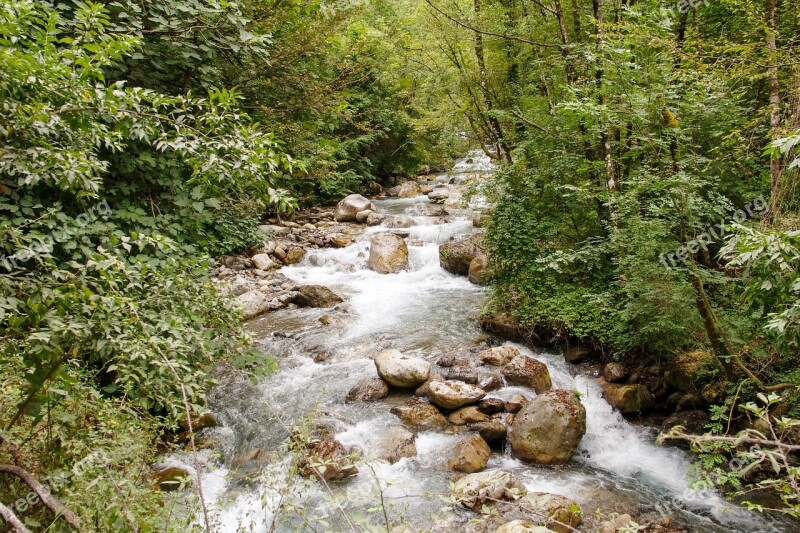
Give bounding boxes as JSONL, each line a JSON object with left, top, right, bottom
{"left": 766, "top": 0, "right": 783, "bottom": 216}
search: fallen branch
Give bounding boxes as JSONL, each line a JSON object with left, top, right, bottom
{"left": 0, "top": 464, "right": 81, "bottom": 530}
{"left": 0, "top": 502, "right": 30, "bottom": 533}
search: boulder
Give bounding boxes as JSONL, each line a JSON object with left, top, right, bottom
{"left": 328, "top": 233, "right": 352, "bottom": 248}
{"left": 355, "top": 209, "right": 372, "bottom": 223}
{"left": 294, "top": 285, "right": 343, "bottom": 308}
{"left": 564, "top": 345, "right": 591, "bottom": 364}
{"left": 509, "top": 390, "right": 586, "bottom": 465}
{"left": 428, "top": 381, "right": 486, "bottom": 410}
{"left": 451, "top": 469, "right": 527, "bottom": 510}
{"left": 448, "top": 406, "right": 489, "bottom": 425}
{"left": 235, "top": 290, "right": 270, "bottom": 319}
{"left": 284, "top": 247, "right": 305, "bottom": 265}
{"left": 479, "top": 374, "right": 503, "bottom": 392}
{"left": 251, "top": 253, "right": 278, "bottom": 271}
{"left": 334, "top": 194, "right": 372, "bottom": 222}
{"left": 428, "top": 188, "right": 449, "bottom": 204}
{"left": 468, "top": 254, "right": 490, "bottom": 285}
{"left": 666, "top": 350, "right": 717, "bottom": 392}
{"left": 601, "top": 383, "right": 654, "bottom": 414}
{"left": 368, "top": 233, "right": 409, "bottom": 274}
{"left": 446, "top": 434, "right": 491, "bottom": 473}
{"left": 414, "top": 371, "right": 445, "bottom": 396}
{"left": 439, "top": 233, "right": 485, "bottom": 276}
{"left": 503, "top": 355, "right": 552, "bottom": 394}
{"left": 603, "top": 362, "right": 629, "bottom": 383}
{"left": 345, "top": 377, "right": 390, "bottom": 403}
{"left": 397, "top": 182, "right": 423, "bottom": 198}
{"left": 390, "top": 398, "right": 448, "bottom": 430}
{"left": 374, "top": 349, "right": 430, "bottom": 388}
{"left": 478, "top": 345, "right": 520, "bottom": 366}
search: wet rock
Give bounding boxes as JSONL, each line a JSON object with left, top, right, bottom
{"left": 414, "top": 371, "right": 445, "bottom": 396}
{"left": 503, "top": 355, "right": 552, "bottom": 394}
{"left": 334, "top": 194, "right": 372, "bottom": 222}
{"left": 284, "top": 246, "right": 305, "bottom": 265}
{"left": 345, "top": 377, "right": 390, "bottom": 403}
{"left": 251, "top": 253, "right": 278, "bottom": 271}
{"left": 478, "top": 345, "right": 520, "bottom": 366}
{"left": 601, "top": 383, "right": 654, "bottom": 414}
{"left": 427, "top": 380, "right": 487, "bottom": 410}
{"left": 366, "top": 212, "right": 385, "bottom": 226}
{"left": 439, "top": 233, "right": 485, "bottom": 276}
{"left": 666, "top": 350, "right": 718, "bottom": 392}
{"left": 375, "top": 427, "right": 417, "bottom": 464}
{"left": 451, "top": 469, "right": 527, "bottom": 510}
{"left": 469, "top": 419, "right": 507, "bottom": 444}
{"left": 397, "top": 181, "right": 423, "bottom": 198}
{"left": 385, "top": 214, "right": 415, "bottom": 228}
{"left": 564, "top": 345, "right": 591, "bottom": 364}
{"left": 235, "top": 290, "right": 270, "bottom": 319}
{"left": 328, "top": 233, "right": 352, "bottom": 248}
{"left": 491, "top": 493, "right": 583, "bottom": 533}
{"left": 509, "top": 390, "right": 586, "bottom": 465}
{"left": 446, "top": 366, "right": 479, "bottom": 384}
{"left": 294, "top": 285, "right": 344, "bottom": 308}
{"left": 505, "top": 394, "right": 529, "bottom": 414}
{"left": 179, "top": 412, "right": 217, "bottom": 432}
{"left": 428, "top": 187, "right": 449, "bottom": 204}
{"left": 468, "top": 254, "right": 490, "bottom": 285}
{"left": 312, "top": 351, "right": 330, "bottom": 363}
{"left": 437, "top": 354, "right": 457, "bottom": 367}
{"left": 374, "top": 349, "right": 431, "bottom": 388}
{"left": 448, "top": 406, "right": 489, "bottom": 425}
{"left": 478, "top": 398, "right": 506, "bottom": 415}
{"left": 298, "top": 437, "right": 358, "bottom": 482}
{"left": 390, "top": 398, "right": 448, "bottom": 430}
{"left": 154, "top": 466, "right": 192, "bottom": 492}
{"left": 660, "top": 410, "right": 709, "bottom": 443}
{"left": 446, "top": 434, "right": 491, "bottom": 473}
{"left": 368, "top": 233, "right": 409, "bottom": 274}
{"left": 355, "top": 209, "right": 372, "bottom": 223}
{"left": 603, "top": 362, "right": 629, "bottom": 383}
{"left": 478, "top": 374, "right": 503, "bottom": 392}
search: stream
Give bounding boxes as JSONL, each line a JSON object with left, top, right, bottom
{"left": 176, "top": 153, "right": 784, "bottom": 532}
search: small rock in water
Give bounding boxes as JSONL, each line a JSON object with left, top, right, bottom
{"left": 469, "top": 419, "right": 507, "bottom": 444}
{"left": 478, "top": 374, "right": 502, "bottom": 392}
{"left": 446, "top": 433, "right": 490, "bottom": 473}
{"left": 477, "top": 397, "right": 505, "bottom": 415}
{"left": 312, "top": 351, "right": 330, "bottom": 363}
{"left": 345, "top": 377, "right": 390, "bottom": 403}
{"left": 327, "top": 233, "right": 352, "bottom": 247}
{"left": 390, "top": 398, "right": 448, "bottom": 430}
{"left": 355, "top": 209, "right": 372, "bottom": 223}
{"left": 505, "top": 394, "right": 529, "bottom": 413}
{"left": 448, "top": 406, "right": 489, "bottom": 425}
{"left": 294, "top": 285, "right": 343, "bottom": 308}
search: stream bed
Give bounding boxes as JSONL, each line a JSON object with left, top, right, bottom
{"left": 183, "top": 153, "right": 785, "bottom": 532}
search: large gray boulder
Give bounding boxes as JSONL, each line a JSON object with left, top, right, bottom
{"left": 374, "top": 349, "right": 430, "bottom": 388}
{"left": 334, "top": 194, "right": 372, "bottom": 222}
{"left": 368, "top": 233, "right": 409, "bottom": 274}
{"left": 509, "top": 390, "right": 586, "bottom": 465}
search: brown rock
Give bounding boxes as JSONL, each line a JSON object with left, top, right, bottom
{"left": 601, "top": 383, "right": 654, "bottom": 414}
{"left": 478, "top": 345, "right": 520, "bottom": 366}
{"left": 390, "top": 398, "right": 448, "bottom": 430}
{"left": 346, "top": 377, "right": 390, "bottom": 403}
{"left": 448, "top": 406, "right": 489, "bottom": 425}
{"left": 446, "top": 434, "right": 491, "bottom": 473}
{"left": 503, "top": 355, "right": 552, "bottom": 394}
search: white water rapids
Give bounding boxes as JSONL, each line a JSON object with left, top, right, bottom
{"left": 175, "top": 152, "right": 785, "bottom": 532}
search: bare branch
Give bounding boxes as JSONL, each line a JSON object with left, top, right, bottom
{"left": 0, "top": 464, "right": 81, "bottom": 530}
{"left": 0, "top": 502, "right": 30, "bottom": 533}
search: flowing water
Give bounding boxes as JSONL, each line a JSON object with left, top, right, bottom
{"left": 183, "top": 152, "right": 786, "bottom": 532}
